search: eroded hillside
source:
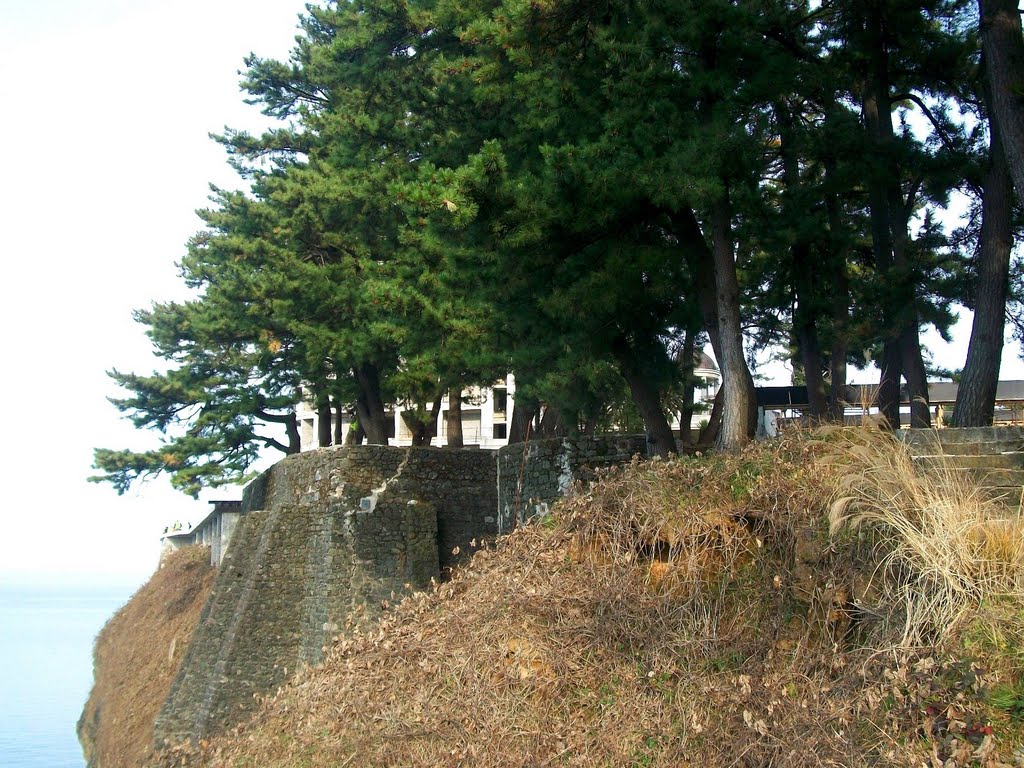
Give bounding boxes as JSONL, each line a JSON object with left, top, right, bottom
{"left": 79, "top": 546, "right": 215, "bottom": 768}
{"left": 157, "top": 429, "right": 1024, "bottom": 767}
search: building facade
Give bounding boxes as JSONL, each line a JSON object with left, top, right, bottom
{"left": 296, "top": 355, "right": 722, "bottom": 452}
{"left": 297, "top": 374, "right": 517, "bottom": 451}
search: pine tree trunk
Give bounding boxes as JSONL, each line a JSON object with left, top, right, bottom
{"left": 878, "top": 343, "right": 903, "bottom": 428}
{"left": 402, "top": 411, "right": 425, "bottom": 446}
{"left": 890, "top": 182, "right": 930, "bottom": 428}
{"left": 427, "top": 394, "right": 443, "bottom": 445}
{"left": 402, "top": 411, "right": 424, "bottom": 445}
{"left": 859, "top": 10, "right": 933, "bottom": 429}
{"left": 796, "top": 303, "right": 828, "bottom": 421}
{"left": 617, "top": 357, "right": 677, "bottom": 458}
{"left": 953, "top": 109, "right": 1013, "bottom": 426}
{"left": 354, "top": 363, "right": 390, "bottom": 445}
{"left": 824, "top": 165, "right": 851, "bottom": 423}
{"left": 345, "top": 422, "right": 365, "bottom": 446}
{"left": 862, "top": 5, "right": 904, "bottom": 431}
{"left": 674, "top": 209, "right": 723, "bottom": 365}
{"left": 679, "top": 329, "right": 697, "bottom": 444}
{"left": 332, "top": 396, "right": 344, "bottom": 445}
{"left": 446, "top": 386, "right": 464, "bottom": 447}
{"left": 778, "top": 103, "right": 827, "bottom": 420}
{"left": 699, "top": 388, "right": 724, "bottom": 447}
{"left": 403, "top": 394, "right": 444, "bottom": 447}
{"left": 317, "top": 395, "right": 332, "bottom": 448}
{"left": 694, "top": 33, "right": 756, "bottom": 452}
{"left": 900, "top": 326, "right": 932, "bottom": 428}
{"left": 828, "top": 337, "right": 849, "bottom": 423}
{"left": 537, "top": 406, "right": 569, "bottom": 438}
{"left": 709, "top": 195, "right": 757, "bottom": 451}
{"left": 285, "top": 413, "right": 301, "bottom": 454}
{"left": 507, "top": 400, "right": 536, "bottom": 445}
{"left": 979, "top": 0, "right": 1024, "bottom": 196}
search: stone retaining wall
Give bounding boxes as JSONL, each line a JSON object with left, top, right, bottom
{"left": 901, "top": 426, "right": 1024, "bottom": 509}
{"left": 156, "top": 437, "right": 647, "bottom": 745}
{"left": 155, "top": 446, "right": 494, "bottom": 746}
{"left": 495, "top": 435, "right": 648, "bottom": 533}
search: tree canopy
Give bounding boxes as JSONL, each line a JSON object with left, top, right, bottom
{"left": 93, "top": 0, "right": 1022, "bottom": 496}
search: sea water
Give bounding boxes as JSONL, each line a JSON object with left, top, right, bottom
{"left": 0, "top": 581, "right": 135, "bottom": 768}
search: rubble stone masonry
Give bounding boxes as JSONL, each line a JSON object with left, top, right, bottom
{"left": 155, "top": 436, "right": 646, "bottom": 746}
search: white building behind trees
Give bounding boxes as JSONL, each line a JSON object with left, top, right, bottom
{"left": 296, "top": 355, "right": 722, "bottom": 451}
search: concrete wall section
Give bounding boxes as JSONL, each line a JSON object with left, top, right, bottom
{"left": 159, "top": 502, "right": 244, "bottom": 568}
{"left": 496, "top": 435, "right": 648, "bottom": 533}
{"left": 214, "top": 511, "right": 241, "bottom": 567}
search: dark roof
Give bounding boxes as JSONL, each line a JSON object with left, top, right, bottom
{"left": 926, "top": 380, "right": 1024, "bottom": 404}
{"left": 755, "top": 381, "right": 1024, "bottom": 409}
{"left": 995, "top": 380, "right": 1024, "bottom": 401}
{"left": 696, "top": 352, "right": 719, "bottom": 373}
{"left": 756, "top": 386, "right": 810, "bottom": 408}
{"left": 209, "top": 500, "right": 242, "bottom": 511}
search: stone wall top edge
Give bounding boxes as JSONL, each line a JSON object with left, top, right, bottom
{"left": 244, "top": 443, "right": 498, "bottom": 505}
{"left": 278, "top": 443, "right": 500, "bottom": 460}
{"left": 262, "top": 434, "right": 645, "bottom": 472}
{"left": 500, "top": 433, "right": 647, "bottom": 450}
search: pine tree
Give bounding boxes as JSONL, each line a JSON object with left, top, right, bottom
{"left": 978, "top": 0, "right": 1024, "bottom": 195}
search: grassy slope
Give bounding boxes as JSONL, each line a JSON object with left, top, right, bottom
{"left": 79, "top": 546, "right": 215, "bottom": 768}
{"left": 163, "top": 429, "right": 1024, "bottom": 767}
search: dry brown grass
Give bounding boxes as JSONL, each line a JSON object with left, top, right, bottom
{"left": 79, "top": 546, "right": 215, "bottom": 768}
{"left": 826, "top": 425, "right": 1024, "bottom": 646}
{"left": 157, "top": 429, "right": 1024, "bottom": 767}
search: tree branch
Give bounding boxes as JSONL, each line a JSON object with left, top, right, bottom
{"left": 256, "top": 408, "right": 297, "bottom": 424}
{"left": 259, "top": 435, "right": 290, "bottom": 453}
{"left": 897, "top": 91, "right": 983, "bottom": 197}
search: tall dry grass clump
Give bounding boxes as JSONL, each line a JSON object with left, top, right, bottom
{"left": 826, "top": 425, "right": 1024, "bottom": 646}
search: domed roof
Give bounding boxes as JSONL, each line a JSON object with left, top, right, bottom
{"left": 696, "top": 350, "right": 719, "bottom": 374}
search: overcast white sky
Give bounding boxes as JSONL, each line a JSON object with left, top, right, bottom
{"left": 0, "top": 0, "right": 1020, "bottom": 588}
{"left": 0, "top": 0, "right": 310, "bottom": 586}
